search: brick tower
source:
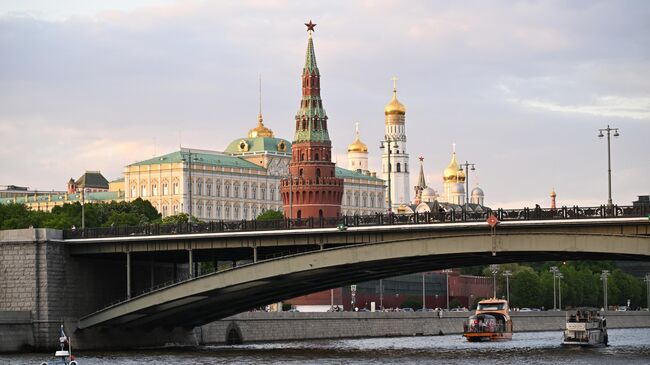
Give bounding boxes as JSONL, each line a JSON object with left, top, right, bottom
{"left": 281, "top": 21, "right": 344, "bottom": 219}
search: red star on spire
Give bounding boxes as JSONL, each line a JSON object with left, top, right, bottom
{"left": 305, "top": 20, "right": 316, "bottom": 32}
{"left": 419, "top": 156, "right": 424, "bottom": 162}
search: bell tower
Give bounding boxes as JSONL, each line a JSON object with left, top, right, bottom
{"left": 281, "top": 21, "right": 344, "bottom": 219}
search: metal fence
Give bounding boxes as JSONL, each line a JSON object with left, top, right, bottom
{"left": 63, "top": 205, "right": 649, "bottom": 240}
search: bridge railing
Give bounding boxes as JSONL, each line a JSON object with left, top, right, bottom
{"left": 63, "top": 204, "right": 649, "bottom": 239}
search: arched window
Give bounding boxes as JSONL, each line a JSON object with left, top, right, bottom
{"left": 297, "top": 210, "right": 302, "bottom": 219}
{"left": 315, "top": 153, "right": 319, "bottom": 161}
{"left": 299, "top": 168, "right": 303, "bottom": 177}
{"left": 316, "top": 168, "right": 321, "bottom": 177}
{"left": 319, "top": 209, "right": 323, "bottom": 218}
{"left": 301, "top": 153, "right": 305, "bottom": 161}
{"left": 396, "top": 163, "right": 401, "bottom": 172}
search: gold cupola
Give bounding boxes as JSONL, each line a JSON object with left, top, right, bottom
{"left": 248, "top": 114, "right": 274, "bottom": 138}
{"left": 347, "top": 123, "right": 368, "bottom": 153}
{"left": 385, "top": 89, "right": 406, "bottom": 116}
{"left": 443, "top": 151, "right": 461, "bottom": 182}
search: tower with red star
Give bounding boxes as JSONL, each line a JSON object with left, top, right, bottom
{"left": 280, "top": 21, "right": 344, "bottom": 219}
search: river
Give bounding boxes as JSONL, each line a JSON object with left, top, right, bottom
{"left": 2, "top": 328, "right": 649, "bottom": 365}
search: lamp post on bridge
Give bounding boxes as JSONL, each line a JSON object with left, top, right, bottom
{"left": 379, "top": 139, "right": 398, "bottom": 214}
{"left": 459, "top": 161, "right": 475, "bottom": 218}
{"left": 601, "top": 270, "right": 611, "bottom": 311}
{"left": 597, "top": 125, "right": 620, "bottom": 211}
{"left": 182, "top": 149, "right": 200, "bottom": 223}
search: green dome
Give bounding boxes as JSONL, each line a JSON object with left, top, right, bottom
{"left": 225, "top": 136, "right": 292, "bottom": 155}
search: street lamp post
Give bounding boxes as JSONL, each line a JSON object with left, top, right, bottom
{"left": 80, "top": 185, "right": 86, "bottom": 230}
{"left": 379, "top": 140, "right": 396, "bottom": 213}
{"left": 550, "top": 266, "right": 559, "bottom": 310}
{"left": 422, "top": 272, "right": 426, "bottom": 310}
{"left": 503, "top": 270, "right": 512, "bottom": 304}
{"left": 597, "top": 125, "right": 620, "bottom": 210}
{"left": 490, "top": 264, "right": 499, "bottom": 298}
{"left": 643, "top": 273, "right": 650, "bottom": 308}
{"left": 460, "top": 161, "right": 475, "bottom": 218}
{"left": 601, "top": 270, "right": 611, "bottom": 311}
{"left": 182, "top": 150, "right": 199, "bottom": 223}
{"left": 557, "top": 272, "right": 564, "bottom": 310}
{"left": 442, "top": 269, "right": 452, "bottom": 310}
{"left": 379, "top": 279, "right": 383, "bottom": 310}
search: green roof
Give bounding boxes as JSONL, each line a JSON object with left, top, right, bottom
{"left": 0, "top": 191, "right": 122, "bottom": 205}
{"left": 128, "top": 150, "right": 264, "bottom": 170}
{"left": 335, "top": 166, "right": 383, "bottom": 182}
{"left": 110, "top": 177, "right": 125, "bottom": 183}
{"left": 224, "top": 137, "right": 292, "bottom": 155}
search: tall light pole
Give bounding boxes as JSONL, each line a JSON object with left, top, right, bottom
{"left": 490, "top": 265, "right": 499, "bottom": 298}
{"left": 379, "top": 140, "right": 396, "bottom": 213}
{"left": 557, "top": 272, "right": 564, "bottom": 310}
{"left": 379, "top": 279, "right": 383, "bottom": 310}
{"left": 597, "top": 125, "right": 620, "bottom": 210}
{"left": 442, "top": 269, "right": 452, "bottom": 310}
{"left": 601, "top": 270, "right": 611, "bottom": 311}
{"left": 182, "top": 149, "right": 198, "bottom": 223}
{"left": 550, "top": 266, "right": 559, "bottom": 310}
{"left": 80, "top": 185, "right": 86, "bottom": 230}
{"left": 503, "top": 270, "right": 512, "bottom": 304}
{"left": 643, "top": 273, "right": 650, "bottom": 308}
{"left": 422, "top": 272, "right": 426, "bottom": 310}
{"left": 460, "top": 161, "right": 475, "bottom": 217}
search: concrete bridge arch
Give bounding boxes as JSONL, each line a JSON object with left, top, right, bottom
{"left": 78, "top": 231, "right": 650, "bottom": 330}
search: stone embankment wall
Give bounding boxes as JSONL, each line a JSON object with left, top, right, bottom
{"left": 199, "top": 311, "right": 650, "bottom": 345}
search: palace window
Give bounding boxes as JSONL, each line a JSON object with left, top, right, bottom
{"left": 243, "top": 205, "right": 248, "bottom": 219}
{"left": 225, "top": 183, "right": 230, "bottom": 197}
{"left": 252, "top": 184, "right": 257, "bottom": 199}
{"left": 216, "top": 181, "right": 221, "bottom": 197}
{"left": 207, "top": 204, "right": 212, "bottom": 219}
{"left": 152, "top": 184, "right": 158, "bottom": 196}
{"left": 173, "top": 182, "right": 179, "bottom": 195}
{"left": 216, "top": 205, "right": 221, "bottom": 219}
{"left": 163, "top": 183, "right": 168, "bottom": 195}
{"left": 197, "top": 204, "right": 202, "bottom": 218}
{"left": 234, "top": 184, "right": 240, "bottom": 198}
{"left": 141, "top": 185, "right": 147, "bottom": 197}
{"left": 234, "top": 206, "right": 240, "bottom": 219}
{"left": 162, "top": 205, "right": 168, "bottom": 216}
{"left": 243, "top": 183, "right": 249, "bottom": 199}
{"left": 207, "top": 182, "right": 212, "bottom": 196}
{"left": 270, "top": 185, "right": 275, "bottom": 200}
{"left": 225, "top": 205, "right": 231, "bottom": 219}
{"left": 131, "top": 185, "right": 136, "bottom": 198}
{"left": 261, "top": 185, "right": 266, "bottom": 200}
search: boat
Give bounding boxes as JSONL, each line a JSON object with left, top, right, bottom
{"left": 463, "top": 298, "right": 513, "bottom": 341}
{"left": 40, "top": 324, "right": 78, "bottom": 365}
{"left": 562, "top": 308, "right": 607, "bottom": 347}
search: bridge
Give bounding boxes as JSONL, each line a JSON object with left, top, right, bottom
{"left": 69, "top": 213, "right": 650, "bottom": 330}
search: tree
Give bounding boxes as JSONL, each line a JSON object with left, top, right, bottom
{"left": 510, "top": 270, "right": 541, "bottom": 308}
{"left": 256, "top": 209, "right": 284, "bottom": 221}
{"left": 161, "top": 213, "right": 199, "bottom": 225}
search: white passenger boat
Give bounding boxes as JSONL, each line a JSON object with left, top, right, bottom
{"left": 562, "top": 308, "right": 608, "bottom": 347}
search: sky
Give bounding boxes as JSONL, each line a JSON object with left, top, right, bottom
{"left": 0, "top": 0, "right": 648, "bottom": 208}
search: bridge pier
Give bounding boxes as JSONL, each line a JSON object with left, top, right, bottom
{"left": 188, "top": 249, "right": 193, "bottom": 278}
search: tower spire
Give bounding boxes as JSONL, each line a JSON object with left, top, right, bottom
{"left": 282, "top": 21, "right": 342, "bottom": 219}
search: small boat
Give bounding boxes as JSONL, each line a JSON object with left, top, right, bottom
{"left": 562, "top": 308, "right": 607, "bottom": 347}
{"left": 40, "top": 324, "right": 78, "bottom": 365}
{"left": 463, "top": 298, "right": 513, "bottom": 342}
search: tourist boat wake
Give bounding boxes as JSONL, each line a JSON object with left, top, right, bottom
{"left": 562, "top": 308, "right": 608, "bottom": 347}
{"left": 463, "top": 298, "right": 513, "bottom": 342}
{"left": 40, "top": 323, "right": 78, "bottom": 365}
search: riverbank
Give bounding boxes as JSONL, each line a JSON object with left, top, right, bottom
{"left": 199, "top": 310, "right": 650, "bottom": 345}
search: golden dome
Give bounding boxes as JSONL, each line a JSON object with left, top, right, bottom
{"left": 384, "top": 90, "right": 406, "bottom": 115}
{"left": 550, "top": 189, "right": 557, "bottom": 198}
{"left": 443, "top": 152, "right": 461, "bottom": 182}
{"left": 247, "top": 114, "right": 274, "bottom": 138}
{"left": 348, "top": 124, "right": 368, "bottom": 153}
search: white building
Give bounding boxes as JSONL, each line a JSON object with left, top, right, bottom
{"left": 381, "top": 80, "right": 410, "bottom": 210}
{"left": 124, "top": 117, "right": 386, "bottom": 220}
